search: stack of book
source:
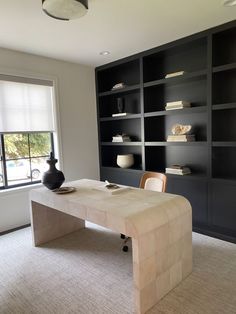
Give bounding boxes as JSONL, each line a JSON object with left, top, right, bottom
{"left": 167, "top": 134, "right": 195, "bottom": 142}
{"left": 165, "top": 71, "right": 185, "bottom": 78}
{"left": 165, "top": 165, "right": 191, "bottom": 175}
{"left": 165, "top": 101, "right": 191, "bottom": 110}
{"left": 112, "top": 134, "right": 131, "bottom": 142}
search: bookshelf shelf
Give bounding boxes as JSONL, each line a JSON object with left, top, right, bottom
{"left": 96, "top": 20, "right": 236, "bottom": 243}
{"left": 144, "top": 106, "right": 207, "bottom": 117}
{"left": 100, "top": 113, "right": 141, "bottom": 122}
{"left": 98, "top": 84, "right": 140, "bottom": 97}
{"left": 143, "top": 69, "right": 207, "bottom": 88}
{"left": 212, "top": 103, "right": 236, "bottom": 110}
{"left": 101, "top": 142, "right": 142, "bottom": 146}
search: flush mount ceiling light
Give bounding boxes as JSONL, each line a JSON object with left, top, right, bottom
{"left": 42, "top": 0, "right": 88, "bottom": 21}
{"left": 223, "top": 0, "right": 236, "bottom": 6}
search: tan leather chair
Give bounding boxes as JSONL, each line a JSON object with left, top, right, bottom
{"left": 121, "top": 172, "right": 167, "bottom": 252}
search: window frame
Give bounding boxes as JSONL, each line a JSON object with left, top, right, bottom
{"left": 0, "top": 70, "right": 62, "bottom": 192}
{"left": 0, "top": 132, "right": 54, "bottom": 189}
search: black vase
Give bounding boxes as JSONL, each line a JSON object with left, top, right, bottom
{"left": 42, "top": 152, "right": 65, "bottom": 190}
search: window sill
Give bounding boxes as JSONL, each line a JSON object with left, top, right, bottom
{"left": 0, "top": 183, "right": 43, "bottom": 197}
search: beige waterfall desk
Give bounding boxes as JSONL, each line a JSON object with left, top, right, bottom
{"left": 30, "top": 179, "right": 192, "bottom": 314}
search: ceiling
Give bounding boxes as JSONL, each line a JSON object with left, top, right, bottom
{"left": 0, "top": 0, "right": 235, "bottom": 67}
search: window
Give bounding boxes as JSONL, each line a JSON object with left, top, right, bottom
{"left": 0, "top": 75, "right": 57, "bottom": 189}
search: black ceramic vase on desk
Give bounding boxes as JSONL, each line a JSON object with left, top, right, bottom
{"left": 42, "top": 152, "right": 65, "bottom": 190}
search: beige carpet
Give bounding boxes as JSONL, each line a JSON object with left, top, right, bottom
{"left": 0, "top": 223, "right": 236, "bottom": 314}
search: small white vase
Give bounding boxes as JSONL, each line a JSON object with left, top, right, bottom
{"left": 117, "top": 154, "right": 134, "bottom": 168}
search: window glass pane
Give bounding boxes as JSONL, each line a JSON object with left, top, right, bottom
{"left": 7, "top": 159, "right": 31, "bottom": 186}
{"left": 29, "top": 133, "right": 51, "bottom": 157}
{"left": 4, "top": 134, "right": 29, "bottom": 159}
{"left": 31, "top": 157, "right": 48, "bottom": 181}
{"left": 0, "top": 161, "right": 3, "bottom": 187}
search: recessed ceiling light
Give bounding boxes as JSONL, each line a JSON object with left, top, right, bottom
{"left": 223, "top": 0, "right": 236, "bottom": 6}
{"left": 99, "top": 51, "right": 110, "bottom": 56}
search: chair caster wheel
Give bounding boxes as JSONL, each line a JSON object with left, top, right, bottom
{"left": 120, "top": 234, "right": 126, "bottom": 239}
{"left": 122, "top": 245, "right": 128, "bottom": 252}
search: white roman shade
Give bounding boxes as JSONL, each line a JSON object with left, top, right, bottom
{"left": 0, "top": 76, "right": 55, "bottom": 133}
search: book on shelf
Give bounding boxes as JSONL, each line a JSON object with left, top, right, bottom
{"left": 112, "top": 136, "right": 131, "bottom": 142}
{"left": 112, "top": 112, "right": 130, "bottom": 117}
{"left": 112, "top": 134, "right": 131, "bottom": 142}
{"left": 165, "top": 71, "right": 185, "bottom": 79}
{"left": 165, "top": 165, "right": 191, "bottom": 175}
{"left": 165, "top": 101, "right": 191, "bottom": 110}
{"left": 167, "top": 134, "right": 195, "bottom": 142}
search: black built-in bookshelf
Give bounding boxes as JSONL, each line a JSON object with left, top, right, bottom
{"left": 95, "top": 20, "right": 236, "bottom": 243}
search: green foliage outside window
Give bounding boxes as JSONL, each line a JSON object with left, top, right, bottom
{"left": 4, "top": 133, "right": 51, "bottom": 159}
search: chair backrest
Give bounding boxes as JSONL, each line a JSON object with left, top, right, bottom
{"left": 139, "top": 172, "right": 167, "bottom": 192}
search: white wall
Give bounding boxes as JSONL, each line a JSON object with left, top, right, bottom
{"left": 0, "top": 48, "right": 99, "bottom": 232}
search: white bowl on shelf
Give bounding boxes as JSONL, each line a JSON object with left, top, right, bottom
{"left": 117, "top": 154, "right": 134, "bottom": 168}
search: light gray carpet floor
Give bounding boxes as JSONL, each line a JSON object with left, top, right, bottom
{"left": 0, "top": 223, "right": 236, "bottom": 314}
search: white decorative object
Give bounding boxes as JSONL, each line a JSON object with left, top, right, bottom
{"left": 111, "top": 82, "right": 126, "bottom": 90}
{"left": 117, "top": 154, "right": 134, "bottom": 168}
{"left": 171, "top": 124, "right": 192, "bottom": 135}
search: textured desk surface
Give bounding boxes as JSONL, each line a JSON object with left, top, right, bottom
{"left": 30, "top": 178, "right": 191, "bottom": 238}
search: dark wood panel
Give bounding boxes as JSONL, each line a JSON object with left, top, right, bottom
{"left": 167, "top": 178, "right": 208, "bottom": 226}
{"left": 210, "top": 182, "right": 236, "bottom": 235}
{"left": 213, "top": 27, "right": 236, "bottom": 66}
{"left": 100, "top": 167, "right": 143, "bottom": 187}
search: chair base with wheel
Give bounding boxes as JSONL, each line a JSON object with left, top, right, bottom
{"left": 121, "top": 171, "right": 167, "bottom": 252}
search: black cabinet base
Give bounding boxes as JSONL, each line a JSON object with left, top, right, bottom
{"left": 193, "top": 226, "right": 236, "bottom": 244}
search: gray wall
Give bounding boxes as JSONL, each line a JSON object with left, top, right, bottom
{"left": 0, "top": 48, "right": 99, "bottom": 232}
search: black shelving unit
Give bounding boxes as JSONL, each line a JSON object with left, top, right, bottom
{"left": 95, "top": 20, "right": 236, "bottom": 243}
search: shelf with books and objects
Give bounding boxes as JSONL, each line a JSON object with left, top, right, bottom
{"left": 99, "top": 119, "right": 141, "bottom": 143}
{"left": 100, "top": 145, "right": 143, "bottom": 171}
{"left": 98, "top": 89, "right": 141, "bottom": 119}
{"left": 144, "top": 114, "right": 207, "bottom": 143}
{"left": 143, "top": 37, "right": 207, "bottom": 83}
{"left": 145, "top": 145, "right": 208, "bottom": 176}
{"left": 96, "top": 58, "right": 140, "bottom": 94}
{"left": 143, "top": 76, "right": 207, "bottom": 114}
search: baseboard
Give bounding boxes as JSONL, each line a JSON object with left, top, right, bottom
{"left": 0, "top": 224, "right": 31, "bottom": 236}
{"left": 193, "top": 226, "right": 236, "bottom": 244}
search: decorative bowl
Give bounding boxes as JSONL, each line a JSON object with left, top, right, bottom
{"left": 117, "top": 154, "right": 134, "bottom": 168}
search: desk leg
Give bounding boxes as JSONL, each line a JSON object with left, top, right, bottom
{"left": 132, "top": 216, "right": 192, "bottom": 313}
{"left": 30, "top": 201, "right": 85, "bottom": 246}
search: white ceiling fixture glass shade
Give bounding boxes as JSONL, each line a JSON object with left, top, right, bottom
{"left": 223, "top": 0, "right": 236, "bottom": 6}
{"left": 42, "top": 0, "right": 88, "bottom": 21}
{"left": 0, "top": 81, "right": 55, "bottom": 133}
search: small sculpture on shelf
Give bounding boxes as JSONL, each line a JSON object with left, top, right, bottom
{"left": 112, "top": 97, "right": 130, "bottom": 117}
{"left": 111, "top": 82, "right": 126, "bottom": 90}
{"left": 117, "top": 97, "right": 125, "bottom": 113}
{"left": 167, "top": 124, "right": 195, "bottom": 142}
{"left": 171, "top": 124, "right": 192, "bottom": 135}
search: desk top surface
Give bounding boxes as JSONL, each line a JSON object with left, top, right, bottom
{"left": 30, "top": 179, "right": 191, "bottom": 237}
